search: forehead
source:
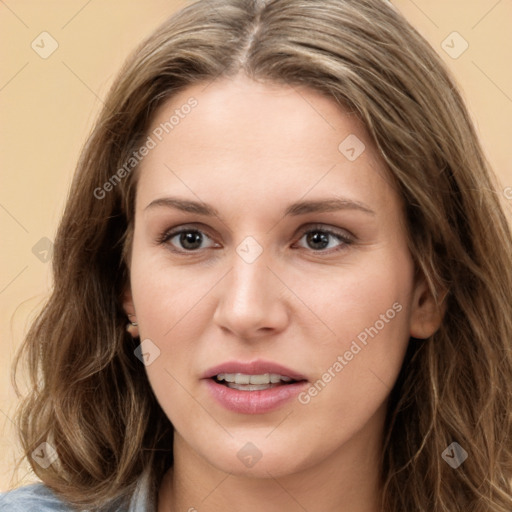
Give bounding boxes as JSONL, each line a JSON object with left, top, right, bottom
{"left": 135, "top": 74, "right": 399, "bottom": 216}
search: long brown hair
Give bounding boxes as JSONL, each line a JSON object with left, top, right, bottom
{"left": 12, "top": 0, "right": 512, "bottom": 510}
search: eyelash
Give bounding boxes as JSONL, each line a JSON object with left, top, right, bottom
{"left": 156, "top": 224, "right": 355, "bottom": 255}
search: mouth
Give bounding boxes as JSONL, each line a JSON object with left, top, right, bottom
{"left": 212, "top": 372, "right": 304, "bottom": 391}
{"left": 202, "top": 360, "right": 309, "bottom": 414}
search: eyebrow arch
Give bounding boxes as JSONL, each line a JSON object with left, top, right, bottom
{"left": 284, "top": 198, "right": 375, "bottom": 217}
{"left": 144, "top": 196, "right": 376, "bottom": 217}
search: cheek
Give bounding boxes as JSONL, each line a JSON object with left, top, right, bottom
{"left": 297, "top": 250, "right": 413, "bottom": 345}
{"left": 130, "top": 262, "right": 207, "bottom": 426}
{"left": 128, "top": 246, "right": 221, "bottom": 408}
{"left": 130, "top": 242, "right": 211, "bottom": 336}
{"left": 302, "top": 270, "right": 412, "bottom": 418}
{"left": 296, "top": 249, "right": 414, "bottom": 401}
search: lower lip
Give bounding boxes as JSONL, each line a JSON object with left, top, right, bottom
{"left": 204, "top": 378, "right": 308, "bottom": 414}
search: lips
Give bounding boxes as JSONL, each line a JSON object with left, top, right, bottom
{"left": 202, "top": 360, "right": 308, "bottom": 382}
{"left": 202, "top": 360, "right": 309, "bottom": 414}
{"left": 201, "top": 360, "right": 309, "bottom": 414}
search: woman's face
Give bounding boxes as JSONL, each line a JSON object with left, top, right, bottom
{"left": 125, "top": 74, "right": 438, "bottom": 478}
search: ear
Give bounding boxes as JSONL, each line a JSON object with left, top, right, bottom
{"left": 409, "top": 273, "right": 446, "bottom": 339}
{"left": 122, "top": 286, "right": 139, "bottom": 338}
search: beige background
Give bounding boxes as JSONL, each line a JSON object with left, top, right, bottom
{"left": 1, "top": 0, "right": 511, "bottom": 491}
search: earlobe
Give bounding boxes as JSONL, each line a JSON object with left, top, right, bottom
{"left": 409, "top": 275, "right": 446, "bottom": 339}
{"left": 122, "top": 287, "right": 139, "bottom": 338}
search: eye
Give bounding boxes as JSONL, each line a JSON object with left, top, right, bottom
{"left": 295, "top": 225, "right": 354, "bottom": 253}
{"left": 158, "top": 227, "right": 218, "bottom": 252}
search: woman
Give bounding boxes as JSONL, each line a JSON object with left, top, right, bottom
{"left": 2, "top": 0, "right": 511, "bottom": 510}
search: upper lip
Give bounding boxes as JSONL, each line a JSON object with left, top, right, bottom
{"left": 202, "top": 359, "right": 308, "bottom": 381}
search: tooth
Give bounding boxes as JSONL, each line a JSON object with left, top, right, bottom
{"left": 234, "top": 373, "right": 250, "bottom": 384}
{"left": 249, "top": 373, "right": 270, "bottom": 384}
{"left": 215, "top": 372, "right": 296, "bottom": 385}
{"left": 227, "top": 383, "right": 273, "bottom": 391}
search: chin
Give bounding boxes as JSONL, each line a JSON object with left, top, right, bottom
{"left": 197, "top": 434, "right": 316, "bottom": 479}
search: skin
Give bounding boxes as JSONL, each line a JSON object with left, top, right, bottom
{"left": 123, "top": 73, "right": 442, "bottom": 512}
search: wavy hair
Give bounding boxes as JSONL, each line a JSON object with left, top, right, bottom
{"left": 11, "top": 0, "right": 512, "bottom": 510}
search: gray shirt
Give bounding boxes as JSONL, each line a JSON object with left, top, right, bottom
{"left": 0, "top": 467, "right": 157, "bottom": 511}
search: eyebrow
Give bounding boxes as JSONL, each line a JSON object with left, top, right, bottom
{"left": 144, "top": 196, "right": 376, "bottom": 217}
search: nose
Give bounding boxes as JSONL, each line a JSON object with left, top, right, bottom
{"left": 212, "top": 249, "right": 289, "bottom": 341}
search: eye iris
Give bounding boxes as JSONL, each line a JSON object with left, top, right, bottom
{"left": 180, "top": 231, "right": 202, "bottom": 250}
{"left": 307, "top": 231, "right": 329, "bottom": 250}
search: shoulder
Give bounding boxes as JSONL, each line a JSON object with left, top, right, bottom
{"left": 0, "top": 482, "right": 73, "bottom": 511}
{"left": 0, "top": 468, "right": 156, "bottom": 512}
